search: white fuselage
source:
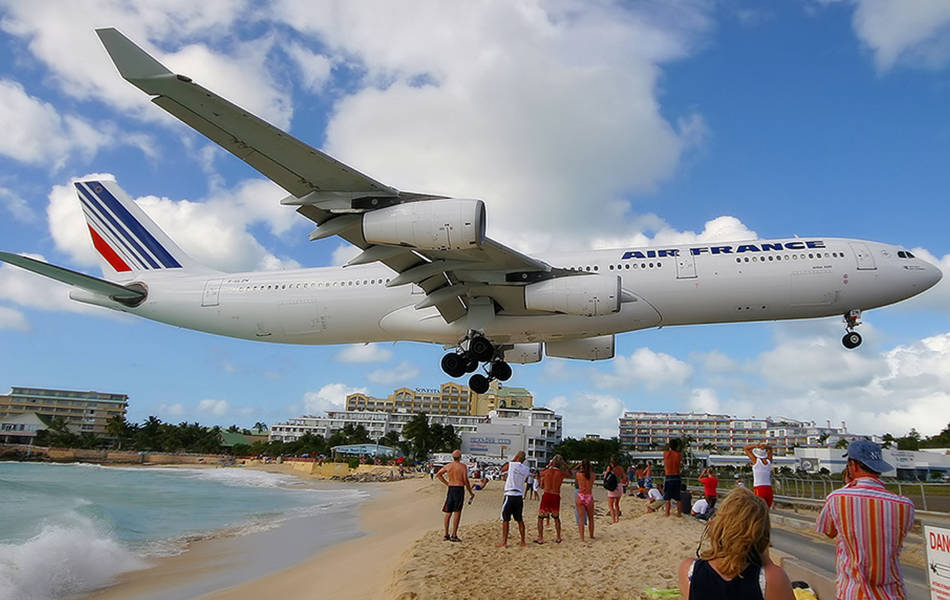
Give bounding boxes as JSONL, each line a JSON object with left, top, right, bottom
{"left": 97, "top": 237, "right": 941, "bottom": 347}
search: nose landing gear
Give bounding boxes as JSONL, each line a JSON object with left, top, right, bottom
{"left": 842, "top": 309, "right": 863, "bottom": 349}
{"left": 440, "top": 332, "right": 513, "bottom": 393}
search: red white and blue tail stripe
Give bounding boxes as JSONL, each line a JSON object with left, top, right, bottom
{"left": 75, "top": 180, "right": 201, "bottom": 278}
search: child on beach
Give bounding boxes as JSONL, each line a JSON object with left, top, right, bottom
{"left": 574, "top": 459, "right": 596, "bottom": 541}
{"left": 678, "top": 486, "right": 795, "bottom": 600}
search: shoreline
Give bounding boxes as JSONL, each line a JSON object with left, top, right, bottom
{"left": 82, "top": 464, "right": 428, "bottom": 600}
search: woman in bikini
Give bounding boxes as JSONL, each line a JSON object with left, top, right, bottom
{"left": 574, "top": 458, "right": 596, "bottom": 541}
{"left": 678, "top": 486, "right": 795, "bottom": 600}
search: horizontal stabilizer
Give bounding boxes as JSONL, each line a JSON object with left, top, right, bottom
{"left": 0, "top": 252, "right": 145, "bottom": 304}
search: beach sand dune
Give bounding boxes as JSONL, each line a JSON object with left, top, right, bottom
{"left": 390, "top": 485, "right": 704, "bottom": 600}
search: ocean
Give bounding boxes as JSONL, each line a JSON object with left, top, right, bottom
{"left": 0, "top": 462, "right": 369, "bottom": 600}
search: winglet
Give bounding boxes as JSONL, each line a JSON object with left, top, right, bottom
{"left": 96, "top": 27, "right": 176, "bottom": 92}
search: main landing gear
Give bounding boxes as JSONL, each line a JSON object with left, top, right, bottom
{"left": 441, "top": 333, "right": 512, "bottom": 394}
{"left": 842, "top": 309, "right": 863, "bottom": 349}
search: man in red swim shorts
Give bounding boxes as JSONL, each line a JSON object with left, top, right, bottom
{"left": 535, "top": 455, "right": 573, "bottom": 544}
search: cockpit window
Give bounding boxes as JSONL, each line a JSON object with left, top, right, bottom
{"left": 897, "top": 251, "right": 907, "bottom": 258}
{"left": 907, "top": 251, "right": 915, "bottom": 258}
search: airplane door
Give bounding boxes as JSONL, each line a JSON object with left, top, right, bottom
{"left": 201, "top": 279, "right": 224, "bottom": 307}
{"left": 849, "top": 243, "right": 877, "bottom": 270}
{"left": 676, "top": 253, "right": 697, "bottom": 279}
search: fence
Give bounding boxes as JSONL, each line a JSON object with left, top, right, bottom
{"left": 674, "top": 473, "right": 950, "bottom": 513}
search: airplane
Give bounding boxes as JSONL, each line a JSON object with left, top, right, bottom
{"left": 0, "top": 29, "right": 942, "bottom": 394}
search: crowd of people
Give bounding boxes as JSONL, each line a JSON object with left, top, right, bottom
{"left": 433, "top": 438, "right": 915, "bottom": 599}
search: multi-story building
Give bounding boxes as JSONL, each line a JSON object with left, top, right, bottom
{"left": 470, "top": 380, "right": 533, "bottom": 415}
{"left": 268, "top": 410, "right": 487, "bottom": 443}
{"left": 270, "top": 405, "right": 562, "bottom": 468}
{"left": 0, "top": 387, "right": 128, "bottom": 437}
{"left": 345, "top": 380, "right": 533, "bottom": 416}
{"left": 461, "top": 407, "right": 562, "bottom": 469}
{"left": 346, "top": 382, "right": 473, "bottom": 416}
{"left": 619, "top": 411, "right": 851, "bottom": 455}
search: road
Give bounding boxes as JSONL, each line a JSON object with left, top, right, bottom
{"left": 771, "top": 523, "right": 930, "bottom": 600}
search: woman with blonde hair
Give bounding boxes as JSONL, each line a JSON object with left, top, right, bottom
{"left": 678, "top": 487, "right": 794, "bottom": 600}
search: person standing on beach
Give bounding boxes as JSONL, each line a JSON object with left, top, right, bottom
{"left": 664, "top": 439, "right": 683, "bottom": 517}
{"left": 817, "top": 440, "right": 914, "bottom": 600}
{"left": 497, "top": 450, "right": 531, "bottom": 548}
{"left": 436, "top": 450, "right": 475, "bottom": 542}
{"left": 575, "top": 459, "right": 596, "bottom": 541}
{"left": 745, "top": 443, "right": 774, "bottom": 508}
{"left": 603, "top": 456, "right": 626, "bottom": 523}
{"left": 699, "top": 467, "right": 719, "bottom": 510}
{"left": 535, "top": 455, "right": 573, "bottom": 544}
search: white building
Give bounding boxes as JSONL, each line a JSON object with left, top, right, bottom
{"left": 620, "top": 411, "right": 853, "bottom": 455}
{"left": 268, "top": 410, "right": 486, "bottom": 443}
{"left": 461, "top": 407, "right": 562, "bottom": 469}
{"left": 270, "top": 406, "right": 563, "bottom": 469}
{"left": 793, "top": 446, "right": 950, "bottom": 479}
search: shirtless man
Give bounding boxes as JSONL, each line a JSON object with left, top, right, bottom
{"left": 436, "top": 449, "right": 475, "bottom": 542}
{"left": 663, "top": 439, "right": 683, "bottom": 517}
{"left": 535, "top": 455, "right": 573, "bottom": 544}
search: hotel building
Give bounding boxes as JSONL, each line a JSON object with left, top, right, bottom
{"left": 618, "top": 411, "right": 848, "bottom": 455}
{"left": 345, "top": 380, "right": 533, "bottom": 417}
{"left": 0, "top": 387, "right": 128, "bottom": 437}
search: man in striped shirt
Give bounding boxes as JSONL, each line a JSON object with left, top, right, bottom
{"left": 816, "top": 440, "right": 915, "bottom": 600}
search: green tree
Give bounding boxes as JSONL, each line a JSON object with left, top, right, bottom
{"left": 253, "top": 422, "right": 268, "bottom": 434}
{"left": 402, "top": 413, "right": 431, "bottom": 461}
{"left": 897, "top": 428, "right": 921, "bottom": 451}
{"left": 378, "top": 431, "right": 401, "bottom": 448}
{"left": 105, "top": 415, "right": 132, "bottom": 450}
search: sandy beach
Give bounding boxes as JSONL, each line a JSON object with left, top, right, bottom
{"left": 79, "top": 462, "right": 940, "bottom": 600}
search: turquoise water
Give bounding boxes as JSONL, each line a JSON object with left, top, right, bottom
{"left": 0, "top": 462, "right": 368, "bottom": 600}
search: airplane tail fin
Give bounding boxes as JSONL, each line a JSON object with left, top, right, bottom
{"left": 74, "top": 180, "right": 210, "bottom": 280}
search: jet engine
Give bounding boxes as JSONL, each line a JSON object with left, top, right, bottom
{"left": 502, "top": 343, "right": 542, "bottom": 364}
{"left": 524, "top": 274, "right": 621, "bottom": 317}
{"left": 545, "top": 335, "right": 615, "bottom": 360}
{"left": 362, "top": 199, "right": 486, "bottom": 251}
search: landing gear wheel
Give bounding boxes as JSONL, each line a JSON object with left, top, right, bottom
{"left": 469, "top": 335, "right": 494, "bottom": 362}
{"left": 441, "top": 353, "right": 466, "bottom": 378}
{"left": 842, "top": 332, "right": 862, "bottom": 349}
{"left": 489, "top": 360, "right": 512, "bottom": 382}
{"left": 469, "top": 373, "right": 491, "bottom": 394}
{"left": 464, "top": 357, "right": 479, "bottom": 373}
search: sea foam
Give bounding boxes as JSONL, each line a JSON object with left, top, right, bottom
{"left": 0, "top": 514, "right": 146, "bottom": 600}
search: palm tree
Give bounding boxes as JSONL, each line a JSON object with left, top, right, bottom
{"left": 253, "top": 422, "right": 268, "bottom": 434}
{"left": 105, "top": 415, "right": 129, "bottom": 449}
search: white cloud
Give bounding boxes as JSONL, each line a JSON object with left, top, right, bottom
{"left": 0, "top": 1, "right": 284, "bottom": 123}
{"left": 272, "top": 1, "right": 713, "bottom": 253}
{"left": 848, "top": 0, "right": 950, "bottom": 71}
{"left": 550, "top": 392, "right": 625, "bottom": 438}
{"left": 198, "top": 398, "right": 230, "bottom": 416}
{"left": 0, "top": 80, "right": 107, "bottom": 169}
{"left": 158, "top": 402, "right": 185, "bottom": 417}
{"left": 0, "top": 186, "right": 36, "bottom": 222}
{"left": 593, "top": 347, "right": 693, "bottom": 390}
{"left": 285, "top": 41, "right": 333, "bottom": 93}
{"left": 0, "top": 305, "right": 29, "bottom": 331}
{"left": 368, "top": 361, "right": 421, "bottom": 385}
{"left": 302, "top": 383, "right": 369, "bottom": 415}
{"left": 336, "top": 343, "right": 393, "bottom": 363}
{"left": 688, "top": 387, "right": 721, "bottom": 414}
{"left": 46, "top": 174, "right": 299, "bottom": 273}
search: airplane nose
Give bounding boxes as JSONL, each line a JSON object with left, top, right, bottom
{"left": 922, "top": 260, "right": 943, "bottom": 290}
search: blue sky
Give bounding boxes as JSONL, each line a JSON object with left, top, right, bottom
{"left": 1, "top": 1, "right": 950, "bottom": 439}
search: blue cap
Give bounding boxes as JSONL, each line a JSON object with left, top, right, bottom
{"left": 843, "top": 440, "right": 892, "bottom": 474}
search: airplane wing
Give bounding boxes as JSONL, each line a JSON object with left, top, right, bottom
{"left": 97, "top": 28, "right": 560, "bottom": 324}
{"left": 0, "top": 252, "right": 146, "bottom": 305}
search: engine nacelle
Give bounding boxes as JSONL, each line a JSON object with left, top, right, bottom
{"left": 545, "top": 335, "right": 615, "bottom": 361}
{"left": 502, "top": 343, "right": 542, "bottom": 364}
{"left": 524, "top": 274, "right": 621, "bottom": 317}
{"left": 362, "top": 199, "right": 486, "bottom": 251}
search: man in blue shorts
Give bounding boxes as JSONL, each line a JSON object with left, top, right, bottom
{"left": 497, "top": 450, "right": 530, "bottom": 547}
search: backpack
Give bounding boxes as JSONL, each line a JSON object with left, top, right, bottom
{"left": 603, "top": 469, "right": 618, "bottom": 491}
